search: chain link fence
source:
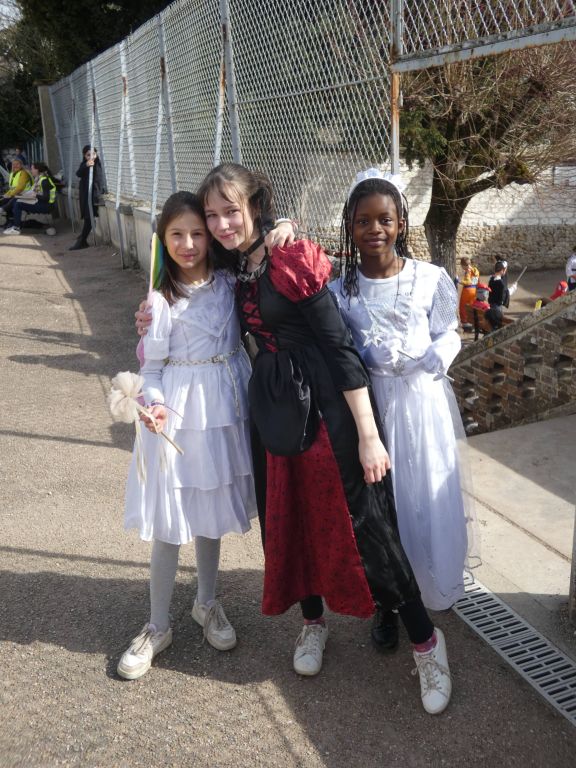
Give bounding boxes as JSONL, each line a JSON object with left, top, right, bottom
{"left": 48, "top": 0, "right": 576, "bottom": 246}
{"left": 403, "top": 0, "right": 575, "bottom": 52}
{"left": 48, "top": 0, "right": 392, "bottom": 246}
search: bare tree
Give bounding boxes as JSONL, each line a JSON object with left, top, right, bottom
{"left": 400, "top": 43, "right": 576, "bottom": 275}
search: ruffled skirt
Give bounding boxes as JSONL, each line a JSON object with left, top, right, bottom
{"left": 124, "top": 352, "right": 257, "bottom": 544}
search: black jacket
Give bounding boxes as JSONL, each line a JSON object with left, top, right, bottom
{"left": 488, "top": 275, "right": 510, "bottom": 308}
{"left": 76, "top": 160, "right": 103, "bottom": 219}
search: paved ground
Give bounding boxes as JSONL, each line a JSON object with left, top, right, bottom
{"left": 1, "top": 227, "right": 576, "bottom": 767}
{"left": 468, "top": 415, "right": 576, "bottom": 659}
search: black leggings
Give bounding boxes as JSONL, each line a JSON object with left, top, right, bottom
{"left": 303, "top": 595, "right": 433, "bottom": 644}
{"left": 79, "top": 215, "right": 92, "bottom": 242}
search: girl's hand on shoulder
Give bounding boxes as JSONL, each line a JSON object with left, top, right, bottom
{"left": 358, "top": 435, "right": 391, "bottom": 484}
{"left": 141, "top": 404, "right": 167, "bottom": 434}
{"left": 135, "top": 300, "right": 152, "bottom": 336}
{"left": 265, "top": 220, "right": 297, "bottom": 249}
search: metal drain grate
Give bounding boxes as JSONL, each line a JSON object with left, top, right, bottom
{"left": 453, "top": 575, "right": 576, "bottom": 726}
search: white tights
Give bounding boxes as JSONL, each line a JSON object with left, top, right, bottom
{"left": 149, "top": 537, "right": 222, "bottom": 632}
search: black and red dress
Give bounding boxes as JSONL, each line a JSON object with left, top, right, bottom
{"left": 235, "top": 240, "right": 420, "bottom": 618}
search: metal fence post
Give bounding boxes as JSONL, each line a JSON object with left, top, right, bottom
{"left": 151, "top": 58, "right": 164, "bottom": 228}
{"left": 68, "top": 77, "right": 81, "bottom": 233}
{"left": 89, "top": 61, "right": 108, "bottom": 192}
{"left": 48, "top": 87, "right": 68, "bottom": 220}
{"left": 158, "top": 15, "right": 178, "bottom": 193}
{"left": 116, "top": 65, "right": 129, "bottom": 268}
{"left": 120, "top": 42, "right": 137, "bottom": 198}
{"left": 390, "top": 0, "right": 404, "bottom": 176}
{"left": 86, "top": 83, "right": 98, "bottom": 246}
{"left": 219, "top": 0, "right": 242, "bottom": 164}
{"left": 213, "top": 49, "right": 225, "bottom": 166}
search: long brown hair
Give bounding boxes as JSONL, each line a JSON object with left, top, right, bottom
{"left": 156, "top": 191, "right": 210, "bottom": 304}
{"left": 197, "top": 163, "right": 275, "bottom": 272}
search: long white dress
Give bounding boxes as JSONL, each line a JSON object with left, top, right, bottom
{"left": 124, "top": 271, "right": 257, "bottom": 544}
{"left": 330, "top": 259, "right": 479, "bottom": 610}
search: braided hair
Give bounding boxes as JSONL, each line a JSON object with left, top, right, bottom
{"left": 339, "top": 178, "right": 410, "bottom": 299}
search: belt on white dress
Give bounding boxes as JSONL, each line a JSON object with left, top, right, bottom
{"left": 165, "top": 344, "right": 242, "bottom": 416}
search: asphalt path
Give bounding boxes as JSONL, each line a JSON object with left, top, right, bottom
{"left": 1, "top": 228, "right": 575, "bottom": 767}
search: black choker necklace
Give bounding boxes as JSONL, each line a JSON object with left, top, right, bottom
{"left": 236, "top": 235, "right": 269, "bottom": 282}
{"left": 241, "top": 235, "right": 265, "bottom": 258}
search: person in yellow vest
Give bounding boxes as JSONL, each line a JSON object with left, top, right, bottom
{"left": 0, "top": 155, "right": 33, "bottom": 226}
{"left": 3, "top": 162, "right": 58, "bottom": 235}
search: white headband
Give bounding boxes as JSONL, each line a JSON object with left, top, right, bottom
{"left": 347, "top": 167, "right": 406, "bottom": 203}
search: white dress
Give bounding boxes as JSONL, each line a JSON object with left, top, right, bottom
{"left": 330, "top": 259, "right": 479, "bottom": 610}
{"left": 124, "top": 271, "right": 257, "bottom": 544}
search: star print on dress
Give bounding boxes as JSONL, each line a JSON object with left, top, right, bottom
{"left": 361, "top": 322, "right": 386, "bottom": 347}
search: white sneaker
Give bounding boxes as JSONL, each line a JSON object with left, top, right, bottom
{"left": 412, "top": 628, "right": 452, "bottom": 714}
{"left": 45, "top": 227, "right": 56, "bottom": 236}
{"left": 117, "top": 623, "right": 172, "bottom": 680}
{"left": 3, "top": 226, "right": 21, "bottom": 235}
{"left": 192, "top": 600, "right": 237, "bottom": 650}
{"left": 293, "top": 623, "right": 329, "bottom": 676}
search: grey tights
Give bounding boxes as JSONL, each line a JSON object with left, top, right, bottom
{"left": 149, "top": 537, "right": 222, "bottom": 632}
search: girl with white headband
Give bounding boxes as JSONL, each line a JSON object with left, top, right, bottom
{"left": 331, "top": 168, "right": 479, "bottom": 708}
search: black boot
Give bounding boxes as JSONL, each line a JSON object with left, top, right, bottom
{"left": 69, "top": 239, "right": 88, "bottom": 251}
{"left": 371, "top": 609, "right": 399, "bottom": 653}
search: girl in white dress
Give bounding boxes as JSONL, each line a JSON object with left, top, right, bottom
{"left": 330, "top": 169, "right": 479, "bottom": 643}
{"left": 118, "top": 191, "right": 257, "bottom": 679}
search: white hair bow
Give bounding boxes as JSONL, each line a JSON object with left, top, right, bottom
{"left": 347, "top": 167, "right": 406, "bottom": 202}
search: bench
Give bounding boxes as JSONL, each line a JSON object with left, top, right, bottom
{"left": 465, "top": 304, "right": 514, "bottom": 341}
{"left": 20, "top": 209, "right": 56, "bottom": 235}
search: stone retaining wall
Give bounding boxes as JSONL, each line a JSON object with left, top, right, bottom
{"left": 408, "top": 224, "right": 576, "bottom": 273}
{"left": 449, "top": 292, "right": 576, "bottom": 435}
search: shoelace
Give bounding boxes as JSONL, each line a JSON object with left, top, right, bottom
{"left": 295, "top": 625, "right": 325, "bottom": 654}
{"left": 202, "top": 603, "right": 231, "bottom": 640}
{"left": 411, "top": 654, "right": 450, "bottom": 695}
{"left": 129, "top": 626, "right": 158, "bottom": 655}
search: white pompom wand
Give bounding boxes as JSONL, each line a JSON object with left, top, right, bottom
{"left": 108, "top": 371, "right": 184, "bottom": 455}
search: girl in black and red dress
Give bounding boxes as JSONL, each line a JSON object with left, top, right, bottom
{"left": 198, "top": 164, "right": 452, "bottom": 715}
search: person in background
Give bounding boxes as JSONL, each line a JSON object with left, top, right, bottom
{"left": 471, "top": 283, "right": 491, "bottom": 312}
{"left": 566, "top": 247, "right": 576, "bottom": 292}
{"left": 550, "top": 280, "right": 569, "bottom": 301}
{"left": 3, "top": 162, "right": 58, "bottom": 235}
{"left": 457, "top": 257, "right": 479, "bottom": 330}
{"left": 535, "top": 280, "right": 569, "bottom": 309}
{"left": 12, "top": 146, "right": 28, "bottom": 169}
{"left": 0, "top": 156, "right": 32, "bottom": 227}
{"left": 485, "top": 261, "right": 517, "bottom": 331}
{"left": 69, "top": 146, "right": 103, "bottom": 251}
